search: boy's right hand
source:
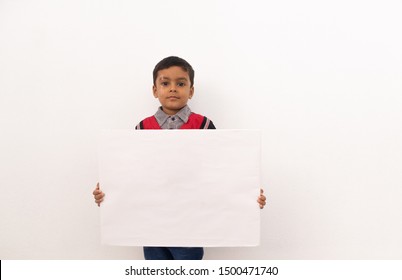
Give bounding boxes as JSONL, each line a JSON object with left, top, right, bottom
{"left": 93, "top": 182, "right": 105, "bottom": 207}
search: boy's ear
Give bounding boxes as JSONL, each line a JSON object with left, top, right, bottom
{"left": 152, "top": 85, "right": 158, "bottom": 98}
{"left": 189, "top": 86, "right": 194, "bottom": 99}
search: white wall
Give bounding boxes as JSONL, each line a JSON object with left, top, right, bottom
{"left": 1, "top": 0, "right": 401, "bottom": 259}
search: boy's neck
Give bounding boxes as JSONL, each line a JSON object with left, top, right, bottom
{"left": 161, "top": 106, "right": 185, "bottom": 116}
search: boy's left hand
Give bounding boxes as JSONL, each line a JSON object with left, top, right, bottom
{"left": 258, "top": 188, "right": 266, "bottom": 209}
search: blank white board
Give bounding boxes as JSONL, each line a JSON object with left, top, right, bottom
{"left": 98, "top": 129, "right": 261, "bottom": 247}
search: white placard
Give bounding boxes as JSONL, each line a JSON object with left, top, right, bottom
{"left": 98, "top": 129, "right": 261, "bottom": 247}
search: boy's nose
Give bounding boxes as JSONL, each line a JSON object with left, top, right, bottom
{"left": 169, "top": 87, "right": 177, "bottom": 92}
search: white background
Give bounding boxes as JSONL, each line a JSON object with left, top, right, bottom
{"left": 0, "top": 0, "right": 401, "bottom": 259}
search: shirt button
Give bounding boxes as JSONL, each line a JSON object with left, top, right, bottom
{"left": 171, "top": 117, "right": 175, "bottom": 121}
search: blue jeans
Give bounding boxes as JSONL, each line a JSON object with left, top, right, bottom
{"left": 143, "top": 247, "right": 204, "bottom": 260}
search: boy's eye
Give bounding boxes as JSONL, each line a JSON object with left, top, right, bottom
{"left": 161, "top": 82, "right": 169, "bottom": 86}
{"left": 177, "top": 82, "right": 185, "bottom": 87}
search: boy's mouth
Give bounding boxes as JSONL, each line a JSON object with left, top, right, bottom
{"left": 167, "top": 96, "right": 179, "bottom": 99}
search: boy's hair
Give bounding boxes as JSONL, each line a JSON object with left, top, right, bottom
{"left": 153, "top": 56, "right": 195, "bottom": 87}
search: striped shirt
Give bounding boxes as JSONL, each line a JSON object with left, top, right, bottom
{"left": 155, "top": 105, "right": 191, "bottom": 129}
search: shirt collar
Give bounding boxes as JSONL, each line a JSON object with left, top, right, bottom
{"left": 154, "top": 105, "right": 192, "bottom": 126}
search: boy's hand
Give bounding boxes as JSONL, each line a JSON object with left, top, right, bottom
{"left": 93, "top": 182, "right": 105, "bottom": 207}
{"left": 257, "top": 188, "right": 266, "bottom": 209}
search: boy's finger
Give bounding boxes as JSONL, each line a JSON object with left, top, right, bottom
{"left": 260, "top": 188, "right": 264, "bottom": 194}
{"left": 96, "top": 182, "right": 100, "bottom": 189}
{"left": 95, "top": 192, "right": 104, "bottom": 199}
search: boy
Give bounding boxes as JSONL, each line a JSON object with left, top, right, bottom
{"left": 93, "top": 56, "right": 266, "bottom": 260}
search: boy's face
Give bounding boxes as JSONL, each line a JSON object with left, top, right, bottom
{"left": 153, "top": 66, "right": 194, "bottom": 115}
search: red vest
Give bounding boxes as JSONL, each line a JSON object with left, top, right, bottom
{"left": 139, "top": 113, "right": 210, "bottom": 129}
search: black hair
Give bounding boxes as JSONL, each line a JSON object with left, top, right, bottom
{"left": 153, "top": 56, "right": 195, "bottom": 87}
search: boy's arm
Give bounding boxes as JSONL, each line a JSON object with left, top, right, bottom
{"left": 206, "top": 120, "right": 216, "bottom": 129}
{"left": 205, "top": 118, "right": 216, "bottom": 129}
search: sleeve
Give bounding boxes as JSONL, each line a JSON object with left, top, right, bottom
{"left": 135, "top": 121, "right": 144, "bottom": 130}
{"left": 200, "top": 116, "right": 216, "bottom": 129}
{"left": 206, "top": 120, "right": 216, "bottom": 129}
